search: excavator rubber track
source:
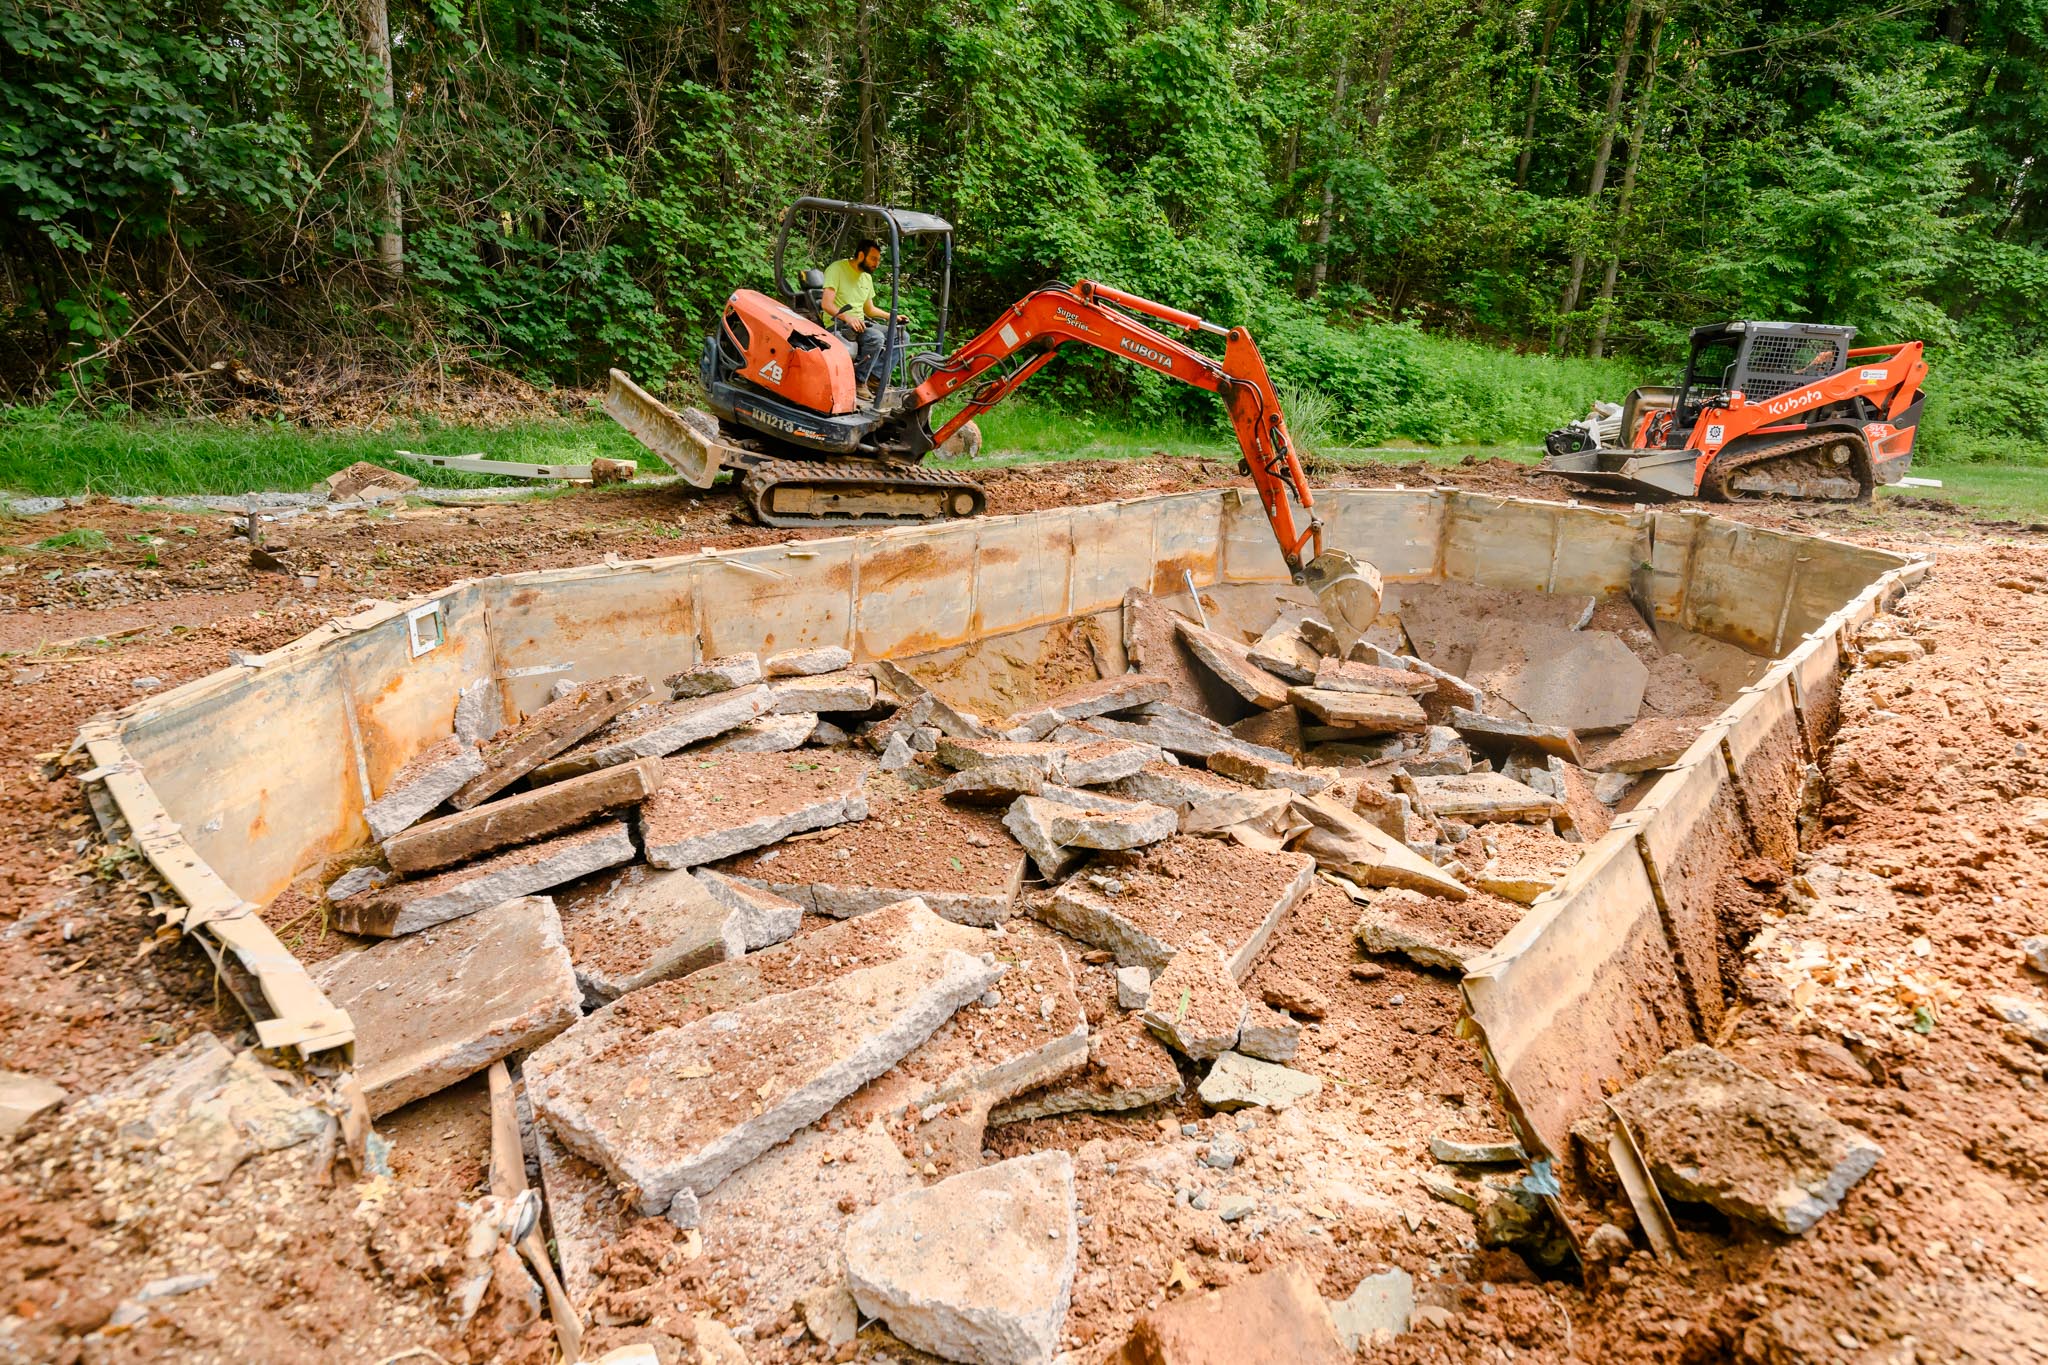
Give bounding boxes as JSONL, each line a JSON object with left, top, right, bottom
{"left": 1703, "top": 430, "right": 1874, "bottom": 503}
{"left": 737, "top": 458, "right": 987, "bottom": 529}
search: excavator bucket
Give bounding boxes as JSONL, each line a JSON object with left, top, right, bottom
{"left": 1301, "top": 548, "right": 1383, "bottom": 654}
{"left": 603, "top": 369, "right": 727, "bottom": 489}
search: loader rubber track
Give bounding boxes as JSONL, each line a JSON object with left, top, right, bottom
{"left": 1703, "top": 430, "right": 1875, "bottom": 504}
{"left": 737, "top": 458, "right": 988, "bottom": 529}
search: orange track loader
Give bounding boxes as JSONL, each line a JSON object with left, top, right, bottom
{"left": 606, "top": 197, "right": 1376, "bottom": 635}
{"left": 1539, "top": 320, "right": 1927, "bottom": 502}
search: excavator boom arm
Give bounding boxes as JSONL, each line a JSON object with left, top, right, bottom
{"left": 912, "top": 281, "right": 1325, "bottom": 577}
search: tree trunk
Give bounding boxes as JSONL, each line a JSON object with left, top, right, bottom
{"left": 1309, "top": 47, "right": 1351, "bottom": 297}
{"left": 1556, "top": 0, "right": 1643, "bottom": 347}
{"left": 857, "top": 0, "right": 879, "bottom": 202}
{"left": 359, "top": 0, "right": 402, "bottom": 275}
{"left": 1514, "top": 0, "right": 1564, "bottom": 190}
{"left": 1362, "top": 14, "right": 1403, "bottom": 133}
{"left": 1591, "top": 12, "right": 1664, "bottom": 359}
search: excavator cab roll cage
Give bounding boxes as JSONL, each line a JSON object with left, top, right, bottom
{"left": 770, "top": 197, "right": 955, "bottom": 400}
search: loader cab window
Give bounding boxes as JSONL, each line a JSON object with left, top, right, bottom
{"left": 1674, "top": 334, "right": 1741, "bottom": 435}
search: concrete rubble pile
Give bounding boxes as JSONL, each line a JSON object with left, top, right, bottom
{"left": 283, "top": 577, "right": 1760, "bottom": 1362}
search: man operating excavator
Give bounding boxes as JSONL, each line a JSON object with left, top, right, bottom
{"left": 819, "top": 237, "right": 901, "bottom": 402}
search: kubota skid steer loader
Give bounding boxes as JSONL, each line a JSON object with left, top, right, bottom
{"left": 1540, "top": 320, "right": 1927, "bottom": 502}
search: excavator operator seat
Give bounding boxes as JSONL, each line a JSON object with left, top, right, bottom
{"left": 791, "top": 268, "right": 828, "bottom": 325}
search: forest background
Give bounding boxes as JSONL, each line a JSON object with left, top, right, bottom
{"left": 1, "top": 0, "right": 2042, "bottom": 470}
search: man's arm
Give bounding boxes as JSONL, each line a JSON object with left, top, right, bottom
{"left": 821, "top": 283, "right": 865, "bottom": 331}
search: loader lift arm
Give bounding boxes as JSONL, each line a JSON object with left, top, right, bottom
{"left": 910, "top": 281, "right": 1327, "bottom": 581}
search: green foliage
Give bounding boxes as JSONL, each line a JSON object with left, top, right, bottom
{"left": 0, "top": 0, "right": 2040, "bottom": 466}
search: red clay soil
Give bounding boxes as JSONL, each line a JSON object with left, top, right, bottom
{"left": 2, "top": 455, "right": 2044, "bottom": 1362}
{"left": 719, "top": 771, "right": 1024, "bottom": 894}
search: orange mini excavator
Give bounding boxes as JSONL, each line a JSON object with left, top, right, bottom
{"left": 606, "top": 196, "right": 1377, "bottom": 635}
{"left": 1539, "top": 320, "right": 1927, "bottom": 502}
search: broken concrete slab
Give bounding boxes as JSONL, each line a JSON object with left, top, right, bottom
{"left": 1589, "top": 714, "right": 1710, "bottom": 774}
{"left": 1469, "top": 824, "right": 1579, "bottom": 904}
{"left": 1407, "top": 771, "right": 1563, "bottom": 823}
{"left": 0, "top": 1070, "right": 65, "bottom": 1138}
{"left": 1120, "top": 1264, "right": 1348, "bottom": 1365}
{"left": 767, "top": 669, "right": 877, "bottom": 715}
{"left": 1328, "top": 1268, "right": 1414, "bottom": 1351}
{"left": 763, "top": 645, "right": 854, "bottom": 677}
{"left": 1056, "top": 737, "right": 1161, "bottom": 786}
{"left": 936, "top": 736, "right": 1064, "bottom": 775}
{"left": 870, "top": 658, "right": 993, "bottom": 740}
{"left": 556, "top": 863, "right": 750, "bottom": 1004}
{"left": 1175, "top": 619, "right": 1292, "bottom": 710}
{"left": 1389, "top": 581, "right": 1596, "bottom": 679}
{"left": 1208, "top": 748, "right": 1332, "bottom": 796}
{"left": 1289, "top": 793, "right": 1468, "bottom": 899}
{"left": 1123, "top": 588, "right": 1241, "bottom": 720}
{"left": 450, "top": 674, "right": 653, "bottom": 809}
{"left": 667, "top": 652, "right": 763, "bottom": 697}
{"left": 534, "top": 685, "right": 775, "bottom": 782}
{"left": 452, "top": 676, "right": 502, "bottom": 746}
{"left": 1116, "top": 965, "right": 1153, "bottom": 1010}
{"left": 641, "top": 749, "right": 871, "bottom": 869}
{"left": 1288, "top": 686, "right": 1429, "bottom": 733}
{"left": 989, "top": 1014, "right": 1183, "bottom": 1124}
{"left": 325, "top": 460, "right": 420, "bottom": 500}
{"left": 724, "top": 781, "right": 1028, "bottom": 926}
{"left": 1234, "top": 1002, "right": 1302, "bottom": 1062}
{"left": 939, "top": 757, "right": 1050, "bottom": 804}
{"left": 695, "top": 712, "right": 818, "bottom": 753}
{"left": 314, "top": 896, "right": 581, "bottom": 1116}
{"left": 1229, "top": 706, "right": 1306, "bottom": 761}
{"left": 1615, "top": 1045, "right": 1883, "bottom": 1235}
{"left": 1006, "top": 786, "right": 1177, "bottom": 853}
{"left": 1353, "top": 889, "right": 1491, "bottom": 971}
{"left": 1140, "top": 936, "right": 1248, "bottom": 1060}
{"left": 846, "top": 1150, "right": 1078, "bottom": 1365}
{"left": 525, "top": 945, "right": 1002, "bottom": 1215}
{"left": 1446, "top": 707, "right": 1585, "bottom": 763}
{"left": 1198, "top": 1051, "right": 1320, "bottom": 1111}
{"left": 693, "top": 868, "right": 803, "bottom": 950}
{"left": 1467, "top": 625, "right": 1649, "bottom": 732}
{"left": 1312, "top": 659, "right": 1436, "bottom": 696}
{"left": 1397, "top": 725, "right": 1474, "bottom": 777}
{"left": 1430, "top": 1135, "right": 1524, "bottom": 1164}
{"left": 1247, "top": 619, "right": 1324, "bottom": 684}
{"left": 1031, "top": 838, "right": 1315, "bottom": 977}
{"left": 384, "top": 756, "right": 660, "bottom": 874}
{"left": 1103, "top": 762, "right": 1271, "bottom": 826}
{"left": 333, "top": 821, "right": 637, "bottom": 937}
{"left": 1084, "top": 713, "right": 1292, "bottom": 768}
{"left": 365, "top": 736, "right": 486, "bottom": 841}
{"left": 1002, "top": 673, "right": 1173, "bottom": 741}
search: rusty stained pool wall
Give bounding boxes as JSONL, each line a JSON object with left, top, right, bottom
{"left": 76, "top": 487, "right": 1916, "bottom": 1129}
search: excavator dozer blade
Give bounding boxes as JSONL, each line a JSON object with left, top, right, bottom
{"left": 603, "top": 369, "right": 726, "bottom": 489}
{"left": 1301, "top": 549, "right": 1384, "bottom": 655}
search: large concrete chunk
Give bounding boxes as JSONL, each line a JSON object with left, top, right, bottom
{"left": 1287, "top": 686, "right": 1429, "bottom": 733}
{"left": 1140, "top": 936, "right": 1248, "bottom": 1060}
{"left": 768, "top": 668, "right": 877, "bottom": 714}
{"left": 1246, "top": 619, "right": 1324, "bottom": 683}
{"left": 1208, "top": 748, "right": 1332, "bottom": 796}
{"left": 1589, "top": 714, "right": 1710, "bottom": 773}
{"left": 332, "top": 821, "right": 637, "bottom": 937}
{"left": 667, "top": 652, "right": 762, "bottom": 697}
{"left": 723, "top": 782, "right": 1028, "bottom": 926}
{"left": 1446, "top": 706, "right": 1585, "bottom": 763}
{"left": 1353, "top": 889, "right": 1491, "bottom": 971}
{"left": 845, "top": 1150, "right": 1078, "bottom": 1365}
{"left": 525, "top": 946, "right": 1002, "bottom": 1214}
{"left": 1175, "top": 619, "right": 1292, "bottom": 710}
{"left": 1005, "top": 786, "right": 1177, "bottom": 854}
{"left": 1123, "top": 588, "right": 1236, "bottom": 719}
{"left": 1055, "top": 738, "right": 1161, "bottom": 786}
{"left": 693, "top": 868, "right": 803, "bottom": 951}
{"left": 1198, "top": 1051, "right": 1322, "bottom": 1112}
{"left": 640, "top": 749, "right": 871, "bottom": 868}
{"left": 1289, "top": 794, "right": 1467, "bottom": 899}
{"left": 451, "top": 674, "right": 652, "bottom": 808}
{"left": 1003, "top": 673, "right": 1172, "bottom": 741}
{"left": 1120, "top": 1264, "right": 1347, "bottom": 1365}
{"left": 1407, "top": 771, "right": 1563, "bottom": 823}
{"left": 764, "top": 645, "right": 854, "bottom": 677}
{"left": 1032, "top": 839, "right": 1314, "bottom": 978}
{"left": 696, "top": 712, "right": 818, "bottom": 753}
{"left": 1084, "top": 714, "right": 1292, "bottom": 767}
{"left": 1615, "top": 1045, "right": 1882, "bottom": 1235}
{"left": 1389, "top": 581, "right": 1596, "bottom": 680}
{"left": 365, "top": 736, "right": 485, "bottom": 841}
{"left": 990, "top": 1015, "right": 1182, "bottom": 1124}
{"left": 557, "top": 862, "right": 748, "bottom": 1004}
{"left": 313, "top": 896, "right": 581, "bottom": 1116}
{"left": 1466, "top": 625, "right": 1648, "bottom": 732}
{"left": 1312, "top": 659, "right": 1435, "bottom": 696}
{"left": 384, "top": 756, "right": 660, "bottom": 874}
{"left": 534, "top": 684, "right": 774, "bottom": 782}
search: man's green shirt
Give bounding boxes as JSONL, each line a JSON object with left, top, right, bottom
{"left": 820, "top": 258, "right": 877, "bottom": 327}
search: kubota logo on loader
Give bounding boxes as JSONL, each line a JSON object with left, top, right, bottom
{"left": 1120, "top": 337, "right": 1173, "bottom": 370}
{"left": 1764, "top": 387, "right": 1822, "bottom": 418}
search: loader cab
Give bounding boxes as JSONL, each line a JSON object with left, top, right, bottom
{"left": 772, "top": 198, "right": 955, "bottom": 405}
{"left": 1667, "top": 321, "right": 1856, "bottom": 444}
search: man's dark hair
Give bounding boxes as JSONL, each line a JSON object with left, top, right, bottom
{"left": 854, "top": 237, "right": 883, "bottom": 257}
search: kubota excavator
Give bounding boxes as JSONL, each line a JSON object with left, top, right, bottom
{"left": 1539, "top": 320, "right": 1927, "bottom": 502}
{"left": 606, "top": 196, "right": 1378, "bottom": 638}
